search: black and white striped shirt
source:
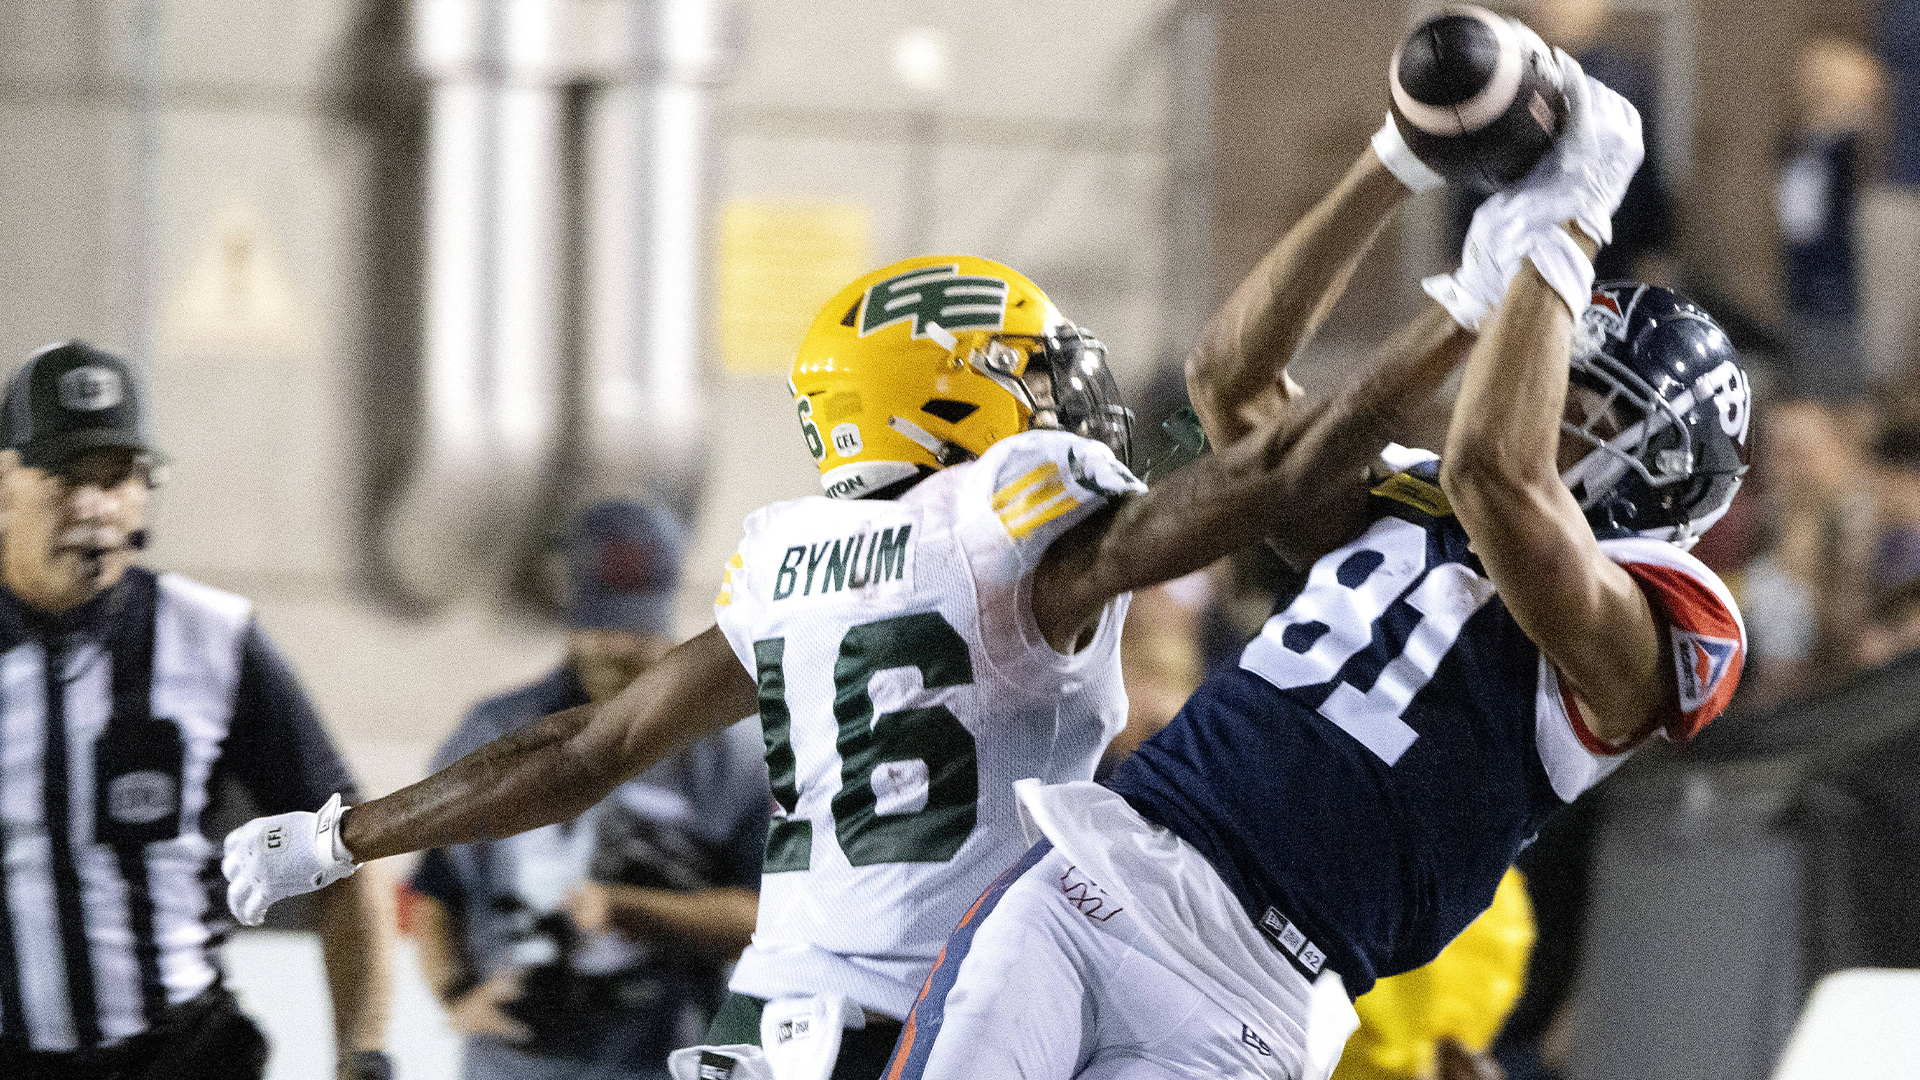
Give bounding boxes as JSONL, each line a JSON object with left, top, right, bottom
{"left": 0, "top": 567, "right": 356, "bottom": 1052}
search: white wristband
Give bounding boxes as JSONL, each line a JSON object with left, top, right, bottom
{"left": 1372, "top": 115, "right": 1445, "bottom": 194}
{"left": 318, "top": 793, "right": 359, "bottom": 873}
{"left": 1520, "top": 227, "right": 1597, "bottom": 318}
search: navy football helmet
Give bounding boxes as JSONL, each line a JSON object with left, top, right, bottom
{"left": 1559, "top": 282, "right": 1752, "bottom": 550}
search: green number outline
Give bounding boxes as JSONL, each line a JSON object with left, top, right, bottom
{"left": 754, "top": 638, "right": 813, "bottom": 871}
{"left": 797, "top": 397, "right": 826, "bottom": 462}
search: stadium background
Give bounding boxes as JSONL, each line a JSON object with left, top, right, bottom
{"left": 1, "top": 0, "right": 1914, "bottom": 1077}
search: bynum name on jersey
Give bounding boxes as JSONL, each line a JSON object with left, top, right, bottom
{"left": 771, "top": 526, "right": 914, "bottom": 601}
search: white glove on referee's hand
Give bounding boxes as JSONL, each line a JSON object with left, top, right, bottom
{"left": 222, "top": 792, "right": 358, "bottom": 926}
{"left": 1422, "top": 52, "right": 1642, "bottom": 326}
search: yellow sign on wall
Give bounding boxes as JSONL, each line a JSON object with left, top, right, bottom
{"left": 717, "top": 202, "right": 872, "bottom": 374}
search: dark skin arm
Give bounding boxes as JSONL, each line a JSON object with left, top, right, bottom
{"left": 1033, "top": 301, "right": 1470, "bottom": 652}
{"left": 1437, "top": 227, "right": 1668, "bottom": 744}
{"left": 1031, "top": 145, "right": 1471, "bottom": 654}
{"left": 336, "top": 156, "right": 1436, "bottom": 850}
{"left": 339, "top": 626, "right": 756, "bottom": 862}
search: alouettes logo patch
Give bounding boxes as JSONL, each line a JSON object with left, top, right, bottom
{"left": 1673, "top": 628, "right": 1739, "bottom": 712}
{"left": 1582, "top": 282, "right": 1643, "bottom": 340}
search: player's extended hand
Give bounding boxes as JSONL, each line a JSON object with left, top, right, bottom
{"left": 221, "top": 792, "right": 359, "bottom": 926}
{"left": 563, "top": 882, "right": 614, "bottom": 936}
{"left": 1522, "top": 49, "right": 1644, "bottom": 247}
{"left": 1423, "top": 57, "right": 1640, "bottom": 327}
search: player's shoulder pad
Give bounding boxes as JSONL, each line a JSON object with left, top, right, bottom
{"left": 1597, "top": 535, "right": 1747, "bottom": 740}
{"left": 967, "top": 429, "right": 1144, "bottom": 554}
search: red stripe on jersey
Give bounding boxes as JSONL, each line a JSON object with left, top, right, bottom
{"left": 1617, "top": 561, "right": 1746, "bottom": 741}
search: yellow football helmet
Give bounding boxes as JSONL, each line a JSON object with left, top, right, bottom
{"left": 790, "top": 254, "right": 1132, "bottom": 498}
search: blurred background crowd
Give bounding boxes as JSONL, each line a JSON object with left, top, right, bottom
{"left": 1, "top": 0, "right": 1917, "bottom": 1078}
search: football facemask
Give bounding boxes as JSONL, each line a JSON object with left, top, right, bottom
{"left": 967, "top": 327, "right": 1134, "bottom": 468}
{"left": 1557, "top": 282, "right": 1751, "bottom": 549}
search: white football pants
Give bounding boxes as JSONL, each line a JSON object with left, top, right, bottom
{"left": 884, "top": 842, "right": 1298, "bottom": 1080}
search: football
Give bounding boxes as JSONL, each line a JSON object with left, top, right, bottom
{"left": 1388, "top": 5, "right": 1568, "bottom": 190}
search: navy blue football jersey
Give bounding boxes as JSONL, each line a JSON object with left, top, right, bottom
{"left": 1106, "top": 449, "right": 1745, "bottom": 995}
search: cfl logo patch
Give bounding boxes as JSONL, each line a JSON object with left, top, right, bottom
{"left": 264, "top": 825, "right": 286, "bottom": 851}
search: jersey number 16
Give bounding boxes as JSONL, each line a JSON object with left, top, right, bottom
{"left": 753, "top": 611, "right": 978, "bottom": 871}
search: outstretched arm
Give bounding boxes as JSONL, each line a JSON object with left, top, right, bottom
{"left": 340, "top": 626, "right": 757, "bottom": 861}
{"left": 1186, "top": 149, "right": 1412, "bottom": 446}
{"left": 1033, "top": 300, "right": 1469, "bottom": 651}
{"left": 1438, "top": 232, "right": 1665, "bottom": 744}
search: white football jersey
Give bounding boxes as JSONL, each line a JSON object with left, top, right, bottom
{"left": 713, "top": 429, "right": 1143, "bottom": 1018}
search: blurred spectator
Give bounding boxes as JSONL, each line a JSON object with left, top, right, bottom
{"left": 1879, "top": 0, "right": 1920, "bottom": 187}
{"left": 408, "top": 500, "right": 766, "bottom": 1080}
{"left": 1861, "top": 402, "right": 1920, "bottom": 665}
{"left": 1777, "top": 39, "right": 1885, "bottom": 400}
{"left": 1529, "top": 0, "right": 1679, "bottom": 285}
{"left": 1739, "top": 399, "right": 1879, "bottom": 706}
{"left": 1334, "top": 869, "right": 1533, "bottom": 1080}
{"left": 0, "top": 343, "right": 393, "bottom": 1080}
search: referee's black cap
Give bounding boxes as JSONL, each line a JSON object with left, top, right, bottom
{"left": 0, "top": 342, "right": 152, "bottom": 469}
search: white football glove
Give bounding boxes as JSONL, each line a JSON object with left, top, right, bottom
{"left": 1424, "top": 188, "right": 1599, "bottom": 327}
{"left": 1423, "top": 51, "right": 1643, "bottom": 326}
{"left": 1524, "top": 48, "right": 1644, "bottom": 247}
{"left": 222, "top": 792, "right": 358, "bottom": 926}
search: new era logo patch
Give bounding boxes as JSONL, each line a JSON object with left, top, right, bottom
{"left": 1673, "top": 628, "right": 1739, "bottom": 712}
{"left": 1258, "top": 907, "right": 1325, "bottom": 976}
{"left": 776, "top": 1017, "right": 809, "bottom": 1043}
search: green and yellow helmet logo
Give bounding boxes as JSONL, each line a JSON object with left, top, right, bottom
{"left": 791, "top": 254, "right": 1063, "bottom": 498}
{"left": 857, "top": 264, "right": 1010, "bottom": 340}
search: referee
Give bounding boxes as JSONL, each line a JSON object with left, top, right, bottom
{"left": 0, "top": 343, "right": 393, "bottom": 1080}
